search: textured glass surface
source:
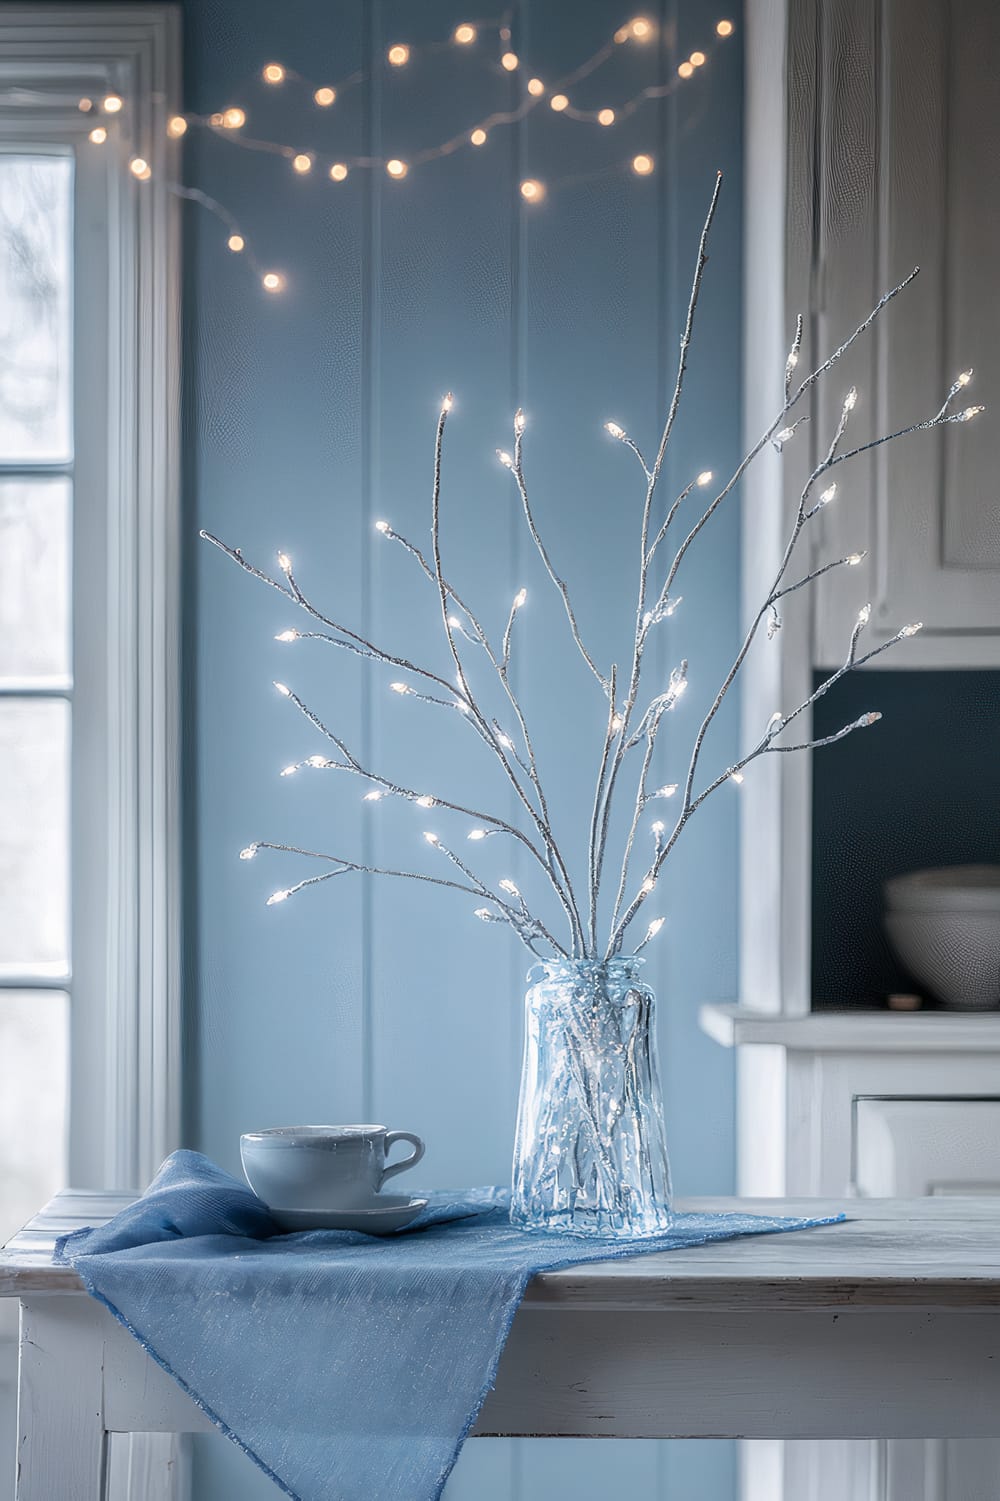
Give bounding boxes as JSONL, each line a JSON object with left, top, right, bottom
{"left": 0, "top": 990, "right": 68, "bottom": 1247}
{"left": 0, "top": 155, "right": 73, "bottom": 463}
{"left": 0, "top": 699, "right": 69, "bottom": 967}
{"left": 0, "top": 478, "right": 71, "bottom": 683}
{"left": 511, "top": 957, "right": 673, "bottom": 1237}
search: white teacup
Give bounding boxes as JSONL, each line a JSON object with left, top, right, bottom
{"left": 240, "top": 1124, "right": 425, "bottom": 1212}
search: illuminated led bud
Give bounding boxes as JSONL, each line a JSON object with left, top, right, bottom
{"left": 423, "top": 832, "right": 439, "bottom": 845}
{"left": 454, "top": 23, "right": 476, "bottom": 43}
{"left": 514, "top": 408, "right": 525, "bottom": 434}
{"left": 496, "top": 449, "right": 513, "bottom": 468}
{"left": 280, "top": 764, "right": 298, "bottom": 777}
{"left": 513, "top": 588, "right": 527, "bottom": 608}
{"left": 415, "top": 795, "right": 436, "bottom": 808}
{"left": 640, "top": 877, "right": 656, "bottom": 895}
{"left": 527, "top": 77, "right": 545, "bottom": 96}
{"left": 605, "top": 421, "right": 626, "bottom": 439}
{"left": 653, "top": 784, "right": 678, "bottom": 799}
{"left": 375, "top": 519, "right": 390, "bottom": 533}
{"left": 275, "top": 629, "right": 299, "bottom": 642}
{"left": 697, "top": 470, "right": 713, "bottom": 486}
{"left": 474, "top": 907, "right": 500, "bottom": 922}
{"left": 277, "top": 552, "right": 292, "bottom": 573}
{"left": 785, "top": 350, "right": 799, "bottom": 372}
{"left": 363, "top": 790, "right": 383, "bottom": 801}
{"left": 847, "top": 553, "right": 865, "bottom": 566}
{"left": 390, "top": 682, "right": 411, "bottom": 694}
{"left": 441, "top": 392, "right": 454, "bottom": 412}
{"left": 239, "top": 845, "right": 258, "bottom": 860}
{"left": 817, "top": 483, "right": 837, "bottom": 506}
{"left": 611, "top": 714, "right": 624, "bottom": 733}
{"left": 857, "top": 603, "right": 871, "bottom": 626}
{"left": 651, "top": 821, "right": 665, "bottom": 834}
{"left": 862, "top": 711, "right": 882, "bottom": 726}
{"left": 447, "top": 615, "right": 463, "bottom": 629}
{"left": 496, "top": 732, "right": 514, "bottom": 749}
{"left": 307, "top": 755, "right": 327, "bottom": 768}
{"left": 467, "top": 829, "right": 488, "bottom": 841}
{"left": 960, "top": 405, "right": 985, "bottom": 421}
{"left": 273, "top": 682, "right": 291, "bottom": 697}
{"left": 900, "top": 621, "right": 923, "bottom": 637}
{"left": 958, "top": 370, "right": 972, "bottom": 386}
{"left": 266, "top": 889, "right": 291, "bottom": 905}
{"left": 730, "top": 771, "right": 745, "bottom": 785}
{"left": 644, "top": 917, "right": 665, "bottom": 940}
{"left": 843, "top": 387, "right": 858, "bottom": 411}
{"left": 767, "top": 711, "right": 783, "bottom": 733}
{"left": 499, "top": 879, "right": 520, "bottom": 897}
{"left": 773, "top": 426, "right": 795, "bottom": 445}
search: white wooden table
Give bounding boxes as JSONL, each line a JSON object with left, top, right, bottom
{"left": 4, "top": 1193, "right": 1000, "bottom": 1500}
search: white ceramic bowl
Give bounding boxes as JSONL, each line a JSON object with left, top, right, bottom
{"left": 884, "top": 909, "right": 1000, "bottom": 1009}
{"left": 885, "top": 865, "right": 1000, "bottom": 915}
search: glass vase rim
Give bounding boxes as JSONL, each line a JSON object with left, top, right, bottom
{"left": 527, "top": 955, "right": 647, "bottom": 983}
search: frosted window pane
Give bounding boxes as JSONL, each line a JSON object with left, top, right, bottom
{"left": 0, "top": 700, "right": 69, "bottom": 967}
{"left": 0, "top": 155, "right": 73, "bottom": 463}
{"left": 0, "top": 479, "right": 70, "bottom": 682}
{"left": 0, "top": 990, "right": 68, "bottom": 1245}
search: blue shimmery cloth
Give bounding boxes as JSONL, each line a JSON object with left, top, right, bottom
{"left": 57, "top": 1151, "right": 843, "bottom": 1501}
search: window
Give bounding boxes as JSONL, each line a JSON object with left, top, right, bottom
{"left": 0, "top": 10, "right": 181, "bottom": 1492}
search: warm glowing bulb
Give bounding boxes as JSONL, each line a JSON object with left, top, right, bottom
{"left": 89, "top": 126, "right": 108, "bottom": 145}
{"left": 730, "top": 771, "right": 745, "bottom": 785}
{"left": 645, "top": 917, "right": 665, "bottom": 939}
{"left": 280, "top": 764, "right": 298, "bottom": 777}
{"left": 513, "top": 409, "right": 526, "bottom": 435}
{"left": 266, "top": 890, "right": 290, "bottom": 906}
{"left": 697, "top": 470, "right": 713, "bottom": 486}
{"left": 262, "top": 272, "right": 285, "bottom": 292}
{"left": 307, "top": 755, "right": 328, "bottom": 769}
{"left": 423, "top": 831, "right": 439, "bottom": 845}
{"left": 239, "top": 845, "right": 258, "bottom": 860}
{"left": 103, "top": 94, "right": 123, "bottom": 113}
{"left": 501, "top": 51, "right": 519, "bottom": 71}
{"left": 497, "top": 450, "right": 513, "bottom": 468}
{"left": 611, "top": 714, "right": 624, "bottom": 733}
{"left": 277, "top": 552, "right": 292, "bottom": 573}
{"left": 606, "top": 421, "right": 625, "bottom": 439}
{"left": 520, "top": 178, "right": 545, "bottom": 202}
{"left": 497, "top": 732, "right": 514, "bottom": 749}
{"left": 820, "top": 484, "right": 837, "bottom": 504}
{"left": 844, "top": 387, "right": 858, "bottom": 411}
{"left": 641, "top": 877, "right": 656, "bottom": 894}
{"left": 330, "top": 163, "right": 349, "bottom": 182}
{"left": 527, "top": 77, "right": 545, "bottom": 96}
{"left": 273, "top": 681, "right": 291, "bottom": 697}
{"left": 632, "top": 153, "right": 654, "bottom": 175}
{"left": 454, "top": 23, "right": 476, "bottom": 44}
{"left": 957, "top": 369, "right": 972, "bottom": 386}
{"left": 78, "top": 97, "right": 93, "bottom": 112}
{"left": 274, "top": 629, "right": 299, "bottom": 642}
{"left": 514, "top": 587, "right": 527, "bottom": 608}
{"left": 415, "top": 795, "right": 436, "bottom": 809}
{"left": 467, "top": 829, "right": 487, "bottom": 841}
{"left": 678, "top": 61, "right": 695, "bottom": 78}
{"left": 630, "top": 16, "right": 653, "bottom": 39}
{"left": 847, "top": 552, "right": 864, "bottom": 566}
{"left": 210, "top": 113, "right": 224, "bottom": 127}
{"left": 387, "top": 44, "right": 410, "bottom": 66}
{"left": 960, "top": 405, "right": 985, "bottom": 421}
{"left": 470, "top": 128, "right": 487, "bottom": 146}
{"left": 717, "top": 19, "right": 734, "bottom": 36}
{"left": 129, "top": 157, "right": 151, "bottom": 180}
{"left": 227, "top": 234, "right": 245, "bottom": 253}
{"left": 786, "top": 350, "right": 799, "bottom": 370}
{"left": 386, "top": 158, "right": 408, "bottom": 179}
{"left": 550, "top": 93, "right": 569, "bottom": 111}
{"left": 292, "top": 153, "right": 312, "bottom": 173}
{"left": 375, "top": 519, "right": 390, "bottom": 533}
{"left": 614, "top": 26, "right": 631, "bottom": 42}
{"left": 901, "top": 621, "right": 923, "bottom": 637}
{"left": 390, "top": 682, "right": 410, "bottom": 694}
{"left": 167, "top": 115, "right": 188, "bottom": 138}
{"left": 654, "top": 784, "right": 678, "bottom": 798}
{"left": 363, "top": 790, "right": 383, "bottom": 801}
{"left": 499, "top": 879, "right": 520, "bottom": 896}
{"left": 263, "top": 64, "right": 285, "bottom": 84}
{"left": 474, "top": 907, "right": 494, "bottom": 921}
{"left": 651, "top": 820, "right": 665, "bottom": 834}
{"left": 857, "top": 603, "right": 871, "bottom": 626}
{"left": 222, "top": 107, "right": 245, "bottom": 128}
{"left": 690, "top": 50, "right": 706, "bottom": 65}
{"left": 314, "top": 86, "right": 336, "bottom": 106}
{"left": 598, "top": 108, "right": 615, "bottom": 126}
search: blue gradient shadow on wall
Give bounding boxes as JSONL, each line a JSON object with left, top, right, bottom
{"left": 182, "top": 2, "right": 741, "bottom": 1497}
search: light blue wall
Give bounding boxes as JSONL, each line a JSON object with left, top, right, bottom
{"left": 182, "top": 2, "right": 741, "bottom": 1495}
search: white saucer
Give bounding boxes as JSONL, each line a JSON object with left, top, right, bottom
{"left": 270, "top": 1195, "right": 428, "bottom": 1235}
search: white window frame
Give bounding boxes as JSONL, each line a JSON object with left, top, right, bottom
{"left": 0, "top": 5, "right": 182, "bottom": 1193}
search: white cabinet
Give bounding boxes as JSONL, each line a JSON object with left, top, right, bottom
{"left": 809, "top": 0, "right": 1000, "bottom": 669}
{"left": 854, "top": 1098, "right": 1000, "bottom": 1198}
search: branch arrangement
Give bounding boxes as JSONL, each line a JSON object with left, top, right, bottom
{"left": 204, "top": 173, "right": 984, "bottom": 961}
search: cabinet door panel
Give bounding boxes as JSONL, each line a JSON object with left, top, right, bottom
{"left": 854, "top": 1098, "right": 1000, "bottom": 1197}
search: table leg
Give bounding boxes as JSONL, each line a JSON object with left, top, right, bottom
{"left": 16, "top": 1296, "right": 109, "bottom": 1501}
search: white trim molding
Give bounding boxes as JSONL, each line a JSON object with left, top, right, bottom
{"left": 0, "top": 5, "right": 183, "bottom": 1192}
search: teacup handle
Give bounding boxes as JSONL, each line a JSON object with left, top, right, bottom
{"left": 380, "top": 1130, "right": 425, "bottom": 1187}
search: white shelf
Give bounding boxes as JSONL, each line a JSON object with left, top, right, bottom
{"left": 700, "top": 1004, "right": 1000, "bottom": 1054}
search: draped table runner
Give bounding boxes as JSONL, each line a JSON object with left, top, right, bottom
{"left": 57, "top": 1151, "right": 843, "bottom": 1501}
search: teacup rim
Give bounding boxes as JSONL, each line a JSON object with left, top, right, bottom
{"left": 242, "top": 1124, "right": 388, "bottom": 1145}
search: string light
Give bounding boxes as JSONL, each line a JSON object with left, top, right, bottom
{"left": 690, "top": 50, "right": 707, "bottom": 66}
{"left": 697, "top": 470, "right": 713, "bottom": 485}
{"left": 280, "top": 763, "right": 298, "bottom": 777}
{"left": 103, "top": 94, "right": 123, "bottom": 113}
{"left": 960, "top": 405, "right": 985, "bottom": 421}
{"left": 499, "top": 879, "right": 521, "bottom": 897}
{"left": 847, "top": 552, "right": 864, "bottom": 566}
{"left": 467, "top": 829, "right": 488, "bottom": 841}
{"left": 501, "top": 51, "right": 519, "bottom": 71}
{"left": 606, "top": 422, "right": 625, "bottom": 440}
{"left": 363, "top": 790, "right": 384, "bottom": 801}
{"left": 513, "top": 587, "right": 528, "bottom": 608}
{"left": 277, "top": 552, "right": 292, "bottom": 573}
{"left": 262, "top": 272, "right": 285, "bottom": 292}
{"left": 652, "top": 784, "right": 678, "bottom": 798}
{"left": 957, "top": 370, "right": 972, "bottom": 386}
{"left": 263, "top": 63, "right": 285, "bottom": 84}
{"left": 266, "top": 889, "right": 291, "bottom": 905}
{"left": 330, "top": 163, "right": 349, "bottom": 181}
{"left": 441, "top": 392, "right": 454, "bottom": 412}
{"left": 273, "top": 682, "right": 291, "bottom": 697}
{"left": 520, "top": 179, "right": 545, "bottom": 202}
{"left": 78, "top": 97, "right": 93, "bottom": 112}
{"left": 651, "top": 821, "right": 665, "bottom": 834}
{"left": 415, "top": 795, "right": 436, "bottom": 809}
{"left": 730, "top": 771, "right": 745, "bottom": 785}
{"left": 629, "top": 16, "right": 654, "bottom": 39}
{"left": 167, "top": 115, "right": 188, "bottom": 138}
{"left": 88, "top": 126, "right": 107, "bottom": 145}
{"left": 454, "top": 23, "right": 476, "bottom": 45}
{"left": 228, "top": 234, "right": 245, "bottom": 253}
{"left": 550, "top": 93, "right": 569, "bottom": 111}
{"left": 423, "top": 831, "right": 439, "bottom": 845}
{"left": 222, "top": 107, "right": 246, "bottom": 128}
{"left": 386, "top": 159, "right": 408, "bottom": 179}
{"left": 275, "top": 629, "right": 299, "bottom": 642}
{"left": 292, "top": 153, "right": 312, "bottom": 173}
{"left": 527, "top": 77, "right": 545, "bottom": 96}
{"left": 678, "top": 62, "right": 694, "bottom": 78}
{"left": 497, "top": 450, "right": 514, "bottom": 468}
{"left": 129, "top": 158, "right": 152, "bottom": 181}
{"left": 717, "top": 19, "right": 734, "bottom": 35}
{"left": 314, "top": 86, "right": 336, "bottom": 106}
{"left": 644, "top": 917, "right": 665, "bottom": 939}
{"left": 844, "top": 387, "right": 858, "bottom": 411}
{"left": 390, "top": 682, "right": 411, "bottom": 694}
{"left": 857, "top": 603, "right": 871, "bottom": 626}
{"left": 239, "top": 845, "right": 258, "bottom": 860}
{"left": 598, "top": 108, "right": 615, "bottom": 126}
{"left": 632, "top": 154, "right": 654, "bottom": 175}
{"left": 470, "top": 128, "right": 487, "bottom": 146}
{"left": 387, "top": 44, "right": 410, "bottom": 66}
{"left": 900, "top": 622, "right": 923, "bottom": 637}
{"left": 375, "top": 520, "right": 390, "bottom": 534}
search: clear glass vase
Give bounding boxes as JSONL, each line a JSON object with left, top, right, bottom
{"left": 510, "top": 957, "right": 673, "bottom": 1238}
